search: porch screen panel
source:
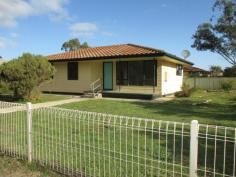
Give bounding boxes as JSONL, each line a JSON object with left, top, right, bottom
{"left": 116, "top": 60, "right": 157, "bottom": 86}
{"left": 128, "top": 61, "right": 144, "bottom": 86}
{"left": 144, "top": 60, "right": 157, "bottom": 86}
{"left": 116, "top": 61, "right": 128, "bottom": 85}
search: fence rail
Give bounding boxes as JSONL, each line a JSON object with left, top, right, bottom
{"left": 0, "top": 101, "right": 235, "bottom": 177}
{"left": 184, "top": 77, "right": 236, "bottom": 90}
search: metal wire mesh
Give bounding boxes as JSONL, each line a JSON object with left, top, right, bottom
{"left": 198, "top": 124, "right": 236, "bottom": 177}
{"left": 0, "top": 101, "right": 27, "bottom": 159}
{"left": 31, "top": 107, "right": 191, "bottom": 177}
{"left": 0, "top": 101, "right": 235, "bottom": 177}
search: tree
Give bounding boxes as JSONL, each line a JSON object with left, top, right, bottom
{"left": 209, "top": 65, "right": 223, "bottom": 76}
{"left": 81, "top": 42, "right": 89, "bottom": 48}
{"left": 0, "top": 53, "right": 55, "bottom": 99}
{"left": 192, "top": 0, "right": 236, "bottom": 66}
{"left": 61, "top": 38, "right": 89, "bottom": 51}
{"left": 223, "top": 66, "right": 236, "bottom": 76}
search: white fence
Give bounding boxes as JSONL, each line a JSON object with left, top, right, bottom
{"left": 0, "top": 101, "right": 235, "bottom": 177}
{"left": 184, "top": 77, "right": 236, "bottom": 90}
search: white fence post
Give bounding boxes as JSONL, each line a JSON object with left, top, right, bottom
{"left": 27, "top": 102, "right": 32, "bottom": 163}
{"left": 189, "top": 120, "right": 199, "bottom": 177}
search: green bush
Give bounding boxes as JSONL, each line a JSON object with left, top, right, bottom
{"left": 221, "top": 80, "right": 234, "bottom": 91}
{"left": 175, "top": 83, "right": 194, "bottom": 97}
{"left": 0, "top": 53, "right": 55, "bottom": 99}
{"left": 0, "top": 81, "right": 12, "bottom": 95}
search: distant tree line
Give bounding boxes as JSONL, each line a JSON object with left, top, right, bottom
{"left": 209, "top": 65, "right": 236, "bottom": 77}
{"left": 223, "top": 66, "right": 236, "bottom": 77}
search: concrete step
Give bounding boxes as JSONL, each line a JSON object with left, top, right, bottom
{"left": 82, "top": 92, "right": 102, "bottom": 98}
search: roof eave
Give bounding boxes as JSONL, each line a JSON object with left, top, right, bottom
{"left": 48, "top": 52, "right": 194, "bottom": 65}
{"left": 163, "top": 52, "right": 194, "bottom": 65}
{"left": 48, "top": 53, "right": 163, "bottom": 62}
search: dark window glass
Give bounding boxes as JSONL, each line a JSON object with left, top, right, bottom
{"left": 128, "top": 61, "right": 144, "bottom": 85}
{"left": 116, "top": 61, "right": 128, "bottom": 85}
{"left": 67, "top": 62, "right": 78, "bottom": 80}
{"left": 51, "top": 62, "right": 54, "bottom": 79}
{"left": 176, "top": 64, "right": 183, "bottom": 76}
{"left": 144, "top": 61, "right": 156, "bottom": 85}
{"left": 116, "top": 60, "right": 157, "bottom": 86}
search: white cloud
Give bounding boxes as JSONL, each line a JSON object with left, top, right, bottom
{"left": 101, "top": 32, "right": 114, "bottom": 36}
{"left": 30, "top": 0, "right": 70, "bottom": 21}
{"left": 0, "top": 37, "right": 16, "bottom": 48}
{"left": 69, "top": 22, "right": 98, "bottom": 37}
{"left": 0, "top": 0, "right": 70, "bottom": 27}
{"left": 0, "top": 37, "right": 7, "bottom": 48}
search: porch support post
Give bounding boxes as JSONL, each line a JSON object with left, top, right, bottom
{"left": 118, "top": 60, "right": 121, "bottom": 93}
{"left": 153, "top": 59, "right": 156, "bottom": 94}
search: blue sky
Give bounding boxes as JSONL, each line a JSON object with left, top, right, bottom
{"left": 0, "top": 0, "right": 230, "bottom": 69}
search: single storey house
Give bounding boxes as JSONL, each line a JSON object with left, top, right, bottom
{"left": 40, "top": 44, "right": 193, "bottom": 99}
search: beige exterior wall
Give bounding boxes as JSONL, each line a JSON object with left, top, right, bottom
{"left": 40, "top": 57, "right": 186, "bottom": 96}
{"left": 161, "top": 61, "right": 183, "bottom": 95}
{"left": 40, "top": 61, "right": 103, "bottom": 93}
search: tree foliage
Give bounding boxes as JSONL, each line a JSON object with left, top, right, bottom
{"left": 81, "top": 42, "right": 89, "bottom": 48}
{"left": 224, "top": 66, "right": 236, "bottom": 76}
{"left": 192, "top": 0, "right": 236, "bottom": 65}
{"left": 61, "top": 38, "right": 89, "bottom": 51}
{"left": 209, "top": 65, "right": 223, "bottom": 76}
{"left": 0, "top": 53, "right": 55, "bottom": 99}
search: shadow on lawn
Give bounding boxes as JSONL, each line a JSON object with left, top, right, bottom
{"left": 0, "top": 94, "right": 22, "bottom": 102}
{"left": 230, "top": 96, "right": 236, "bottom": 102}
{"left": 131, "top": 99, "right": 236, "bottom": 123}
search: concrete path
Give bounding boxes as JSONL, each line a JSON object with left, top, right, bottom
{"left": 32, "top": 97, "right": 86, "bottom": 109}
{"left": 0, "top": 97, "right": 87, "bottom": 113}
{"left": 0, "top": 95, "right": 175, "bottom": 114}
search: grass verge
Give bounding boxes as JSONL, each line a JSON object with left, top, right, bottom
{"left": 0, "top": 155, "right": 62, "bottom": 177}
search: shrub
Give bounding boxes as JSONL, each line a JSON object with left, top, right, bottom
{"left": 175, "top": 83, "right": 194, "bottom": 97}
{"left": 221, "top": 80, "right": 234, "bottom": 91}
{"left": 0, "top": 53, "right": 55, "bottom": 99}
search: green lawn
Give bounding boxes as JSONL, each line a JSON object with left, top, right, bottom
{"left": 60, "top": 90, "right": 236, "bottom": 127}
{"left": 0, "top": 90, "right": 235, "bottom": 177}
{"left": 22, "top": 94, "right": 73, "bottom": 104}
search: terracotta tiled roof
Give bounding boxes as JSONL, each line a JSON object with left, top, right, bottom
{"left": 47, "top": 43, "right": 193, "bottom": 65}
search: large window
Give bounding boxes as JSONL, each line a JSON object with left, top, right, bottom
{"left": 67, "top": 62, "right": 78, "bottom": 80}
{"left": 116, "top": 60, "right": 157, "bottom": 86}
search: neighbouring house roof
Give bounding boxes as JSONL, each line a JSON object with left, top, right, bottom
{"left": 184, "top": 66, "right": 209, "bottom": 73}
{"left": 47, "top": 43, "right": 193, "bottom": 65}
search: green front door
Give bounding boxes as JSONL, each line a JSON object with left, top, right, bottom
{"left": 103, "top": 62, "right": 113, "bottom": 90}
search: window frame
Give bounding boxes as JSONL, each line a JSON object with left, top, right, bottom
{"left": 67, "top": 62, "right": 79, "bottom": 80}
{"left": 116, "top": 60, "right": 157, "bottom": 86}
{"left": 176, "top": 64, "right": 183, "bottom": 76}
